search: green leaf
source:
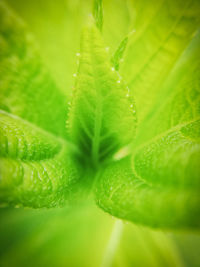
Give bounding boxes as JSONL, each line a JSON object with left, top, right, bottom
{"left": 0, "top": 2, "right": 81, "bottom": 208}
{"left": 96, "top": 157, "right": 200, "bottom": 229}
{"left": 0, "top": 0, "right": 200, "bottom": 264}
{"left": 5, "top": 0, "right": 93, "bottom": 97}
{"left": 122, "top": 0, "right": 200, "bottom": 122}
{"left": 95, "top": 34, "right": 200, "bottom": 229}
{"left": 0, "top": 111, "right": 80, "bottom": 208}
{"left": 93, "top": 0, "right": 103, "bottom": 32}
{"left": 68, "top": 24, "right": 136, "bottom": 167}
{"left": 111, "top": 36, "right": 128, "bottom": 71}
{"left": 0, "top": 2, "right": 67, "bottom": 138}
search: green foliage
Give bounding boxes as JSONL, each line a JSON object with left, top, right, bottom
{"left": 68, "top": 24, "right": 136, "bottom": 167}
{"left": 111, "top": 36, "right": 128, "bottom": 71}
{"left": 1, "top": 0, "right": 200, "bottom": 226}
{"left": 93, "top": 0, "right": 103, "bottom": 31}
{"left": 0, "top": 110, "right": 80, "bottom": 208}
{"left": 0, "top": 2, "right": 81, "bottom": 208}
{"left": 1, "top": 0, "right": 200, "bottom": 266}
{"left": 0, "top": 2, "right": 68, "bottom": 138}
{"left": 121, "top": 0, "right": 200, "bottom": 122}
{"left": 96, "top": 33, "right": 200, "bottom": 229}
{"left": 0, "top": 0, "right": 200, "bottom": 244}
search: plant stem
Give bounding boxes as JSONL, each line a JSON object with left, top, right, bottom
{"left": 101, "top": 219, "right": 124, "bottom": 267}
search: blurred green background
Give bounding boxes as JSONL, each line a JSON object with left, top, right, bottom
{"left": 1, "top": 202, "right": 200, "bottom": 267}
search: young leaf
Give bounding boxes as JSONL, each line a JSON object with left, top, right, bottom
{"left": 122, "top": 0, "right": 200, "bottom": 122}
{"left": 95, "top": 157, "right": 200, "bottom": 229}
{"left": 0, "top": 111, "right": 80, "bottom": 208}
{"left": 0, "top": 2, "right": 67, "bottom": 138}
{"left": 111, "top": 36, "right": 128, "bottom": 71}
{"left": 5, "top": 0, "right": 93, "bottom": 97}
{"left": 131, "top": 34, "right": 200, "bottom": 188}
{"left": 93, "top": 0, "right": 103, "bottom": 31}
{"left": 68, "top": 24, "right": 136, "bottom": 166}
{"left": 0, "top": 3, "right": 81, "bottom": 208}
{"left": 95, "top": 34, "right": 200, "bottom": 229}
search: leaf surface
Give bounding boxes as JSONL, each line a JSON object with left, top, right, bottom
{"left": 95, "top": 34, "right": 200, "bottom": 228}
{"left": 0, "top": 2, "right": 80, "bottom": 208}
{"left": 68, "top": 24, "right": 136, "bottom": 166}
{"left": 122, "top": 0, "right": 200, "bottom": 122}
{"left": 0, "top": 2, "right": 67, "bottom": 138}
{"left": 96, "top": 157, "right": 200, "bottom": 228}
{"left": 0, "top": 111, "right": 80, "bottom": 208}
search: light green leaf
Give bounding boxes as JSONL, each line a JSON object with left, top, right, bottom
{"left": 111, "top": 36, "right": 128, "bottom": 71}
{"left": 68, "top": 24, "right": 136, "bottom": 167}
{"left": 93, "top": 0, "right": 103, "bottom": 32}
{"left": 96, "top": 156, "right": 200, "bottom": 229}
{"left": 0, "top": 2, "right": 81, "bottom": 208}
{"left": 5, "top": 0, "right": 93, "bottom": 97}
{"left": 95, "top": 34, "right": 200, "bottom": 229}
{"left": 135, "top": 32, "right": 200, "bottom": 142}
{"left": 0, "top": 111, "right": 80, "bottom": 208}
{"left": 122, "top": 0, "right": 200, "bottom": 122}
{"left": 0, "top": 2, "right": 67, "bottom": 138}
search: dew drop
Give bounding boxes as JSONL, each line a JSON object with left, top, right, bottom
{"left": 76, "top": 52, "right": 80, "bottom": 57}
{"left": 130, "top": 29, "right": 136, "bottom": 35}
{"left": 117, "top": 80, "right": 121, "bottom": 84}
{"left": 73, "top": 73, "right": 77, "bottom": 77}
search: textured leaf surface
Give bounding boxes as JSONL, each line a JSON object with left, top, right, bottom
{"left": 122, "top": 0, "right": 200, "bottom": 122}
{"left": 96, "top": 34, "right": 200, "bottom": 228}
{"left": 0, "top": 3, "right": 80, "bottom": 208}
{"left": 96, "top": 157, "right": 200, "bottom": 229}
{"left": 68, "top": 24, "right": 136, "bottom": 166}
{"left": 0, "top": 111, "right": 80, "bottom": 208}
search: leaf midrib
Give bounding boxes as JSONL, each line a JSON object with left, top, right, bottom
{"left": 128, "top": 0, "right": 192, "bottom": 87}
{"left": 133, "top": 116, "right": 200, "bottom": 154}
{"left": 90, "top": 31, "right": 103, "bottom": 167}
